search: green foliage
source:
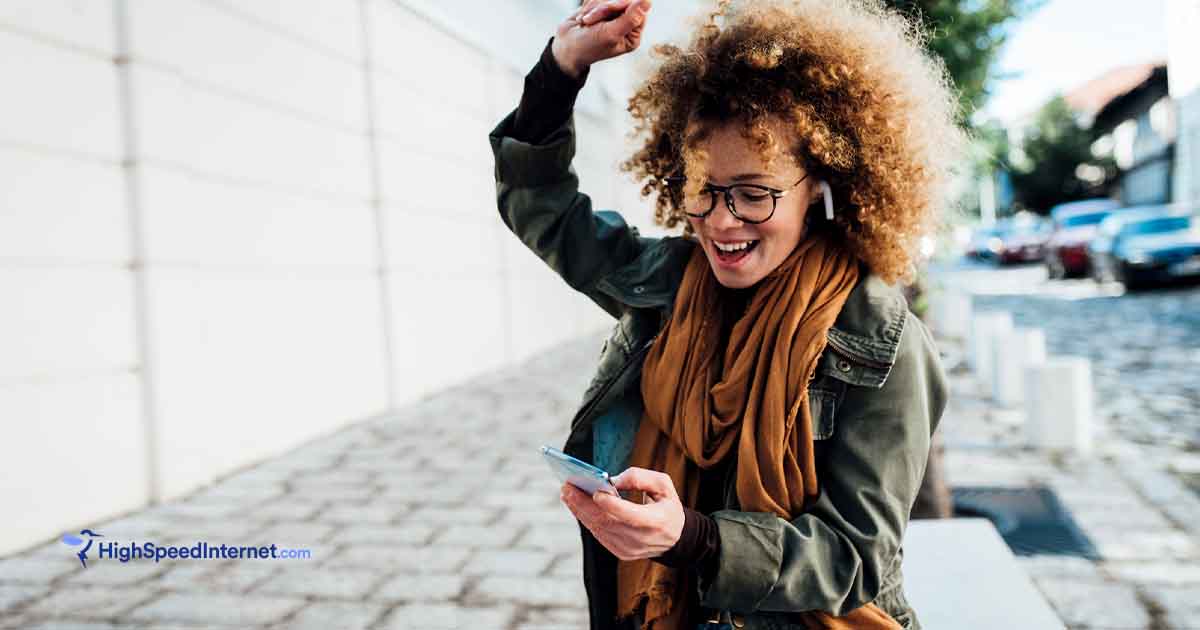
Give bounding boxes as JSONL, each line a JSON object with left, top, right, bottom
{"left": 1007, "top": 95, "right": 1117, "bottom": 214}
{"left": 884, "top": 0, "right": 1039, "bottom": 118}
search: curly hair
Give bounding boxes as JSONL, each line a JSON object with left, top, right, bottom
{"left": 619, "top": 0, "right": 967, "bottom": 284}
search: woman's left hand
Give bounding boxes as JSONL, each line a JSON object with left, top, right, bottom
{"left": 560, "top": 466, "right": 685, "bottom": 561}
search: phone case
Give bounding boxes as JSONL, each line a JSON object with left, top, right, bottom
{"left": 540, "top": 445, "right": 620, "bottom": 496}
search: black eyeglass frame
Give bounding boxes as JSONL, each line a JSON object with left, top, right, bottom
{"left": 662, "top": 173, "right": 810, "bottom": 224}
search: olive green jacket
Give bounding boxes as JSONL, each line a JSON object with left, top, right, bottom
{"left": 489, "top": 107, "right": 949, "bottom": 630}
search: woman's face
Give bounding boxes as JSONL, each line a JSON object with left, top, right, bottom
{"left": 686, "top": 118, "right": 822, "bottom": 289}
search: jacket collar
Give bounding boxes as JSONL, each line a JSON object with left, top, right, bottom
{"left": 595, "top": 236, "right": 907, "bottom": 370}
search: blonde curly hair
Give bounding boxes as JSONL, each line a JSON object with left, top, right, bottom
{"left": 619, "top": 0, "right": 967, "bottom": 284}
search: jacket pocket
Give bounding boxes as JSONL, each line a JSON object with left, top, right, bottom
{"left": 806, "top": 385, "right": 840, "bottom": 441}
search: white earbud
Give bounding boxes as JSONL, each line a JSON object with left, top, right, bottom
{"left": 819, "top": 181, "right": 833, "bottom": 220}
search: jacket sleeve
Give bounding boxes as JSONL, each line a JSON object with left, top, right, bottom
{"left": 488, "top": 41, "right": 651, "bottom": 320}
{"left": 696, "top": 312, "right": 949, "bottom": 616}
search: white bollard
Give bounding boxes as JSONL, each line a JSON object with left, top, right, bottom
{"left": 969, "top": 312, "right": 1013, "bottom": 386}
{"left": 1024, "top": 357, "right": 1094, "bottom": 456}
{"left": 991, "top": 328, "right": 1047, "bottom": 407}
{"left": 932, "top": 290, "right": 973, "bottom": 341}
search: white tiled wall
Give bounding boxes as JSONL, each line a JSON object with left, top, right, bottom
{"left": 0, "top": 0, "right": 645, "bottom": 555}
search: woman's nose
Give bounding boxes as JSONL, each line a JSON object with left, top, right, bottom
{"left": 706, "top": 196, "right": 744, "bottom": 230}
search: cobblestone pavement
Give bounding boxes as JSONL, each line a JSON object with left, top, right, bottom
{"left": 2, "top": 262, "right": 1199, "bottom": 629}
{"left": 933, "top": 261, "right": 1200, "bottom": 451}
{"left": 0, "top": 337, "right": 603, "bottom": 630}
{"left": 934, "top": 261, "right": 1200, "bottom": 630}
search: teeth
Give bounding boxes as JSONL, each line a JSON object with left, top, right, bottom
{"left": 715, "top": 240, "right": 754, "bottom": 252}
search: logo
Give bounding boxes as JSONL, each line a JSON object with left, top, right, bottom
{"left": 61, "top": 529, "right": 104, "bottom": 568}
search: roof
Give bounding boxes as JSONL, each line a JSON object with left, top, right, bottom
{"left": 1064, "top": 62, "right": 1164, "bottom": 119}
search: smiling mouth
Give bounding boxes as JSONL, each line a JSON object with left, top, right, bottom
{"left": 712, "top": 239, "right": 760, "bottom": 263}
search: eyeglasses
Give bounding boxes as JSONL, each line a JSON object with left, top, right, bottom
{"left": 662, "top": 173, "right": 809, "bottom": 224}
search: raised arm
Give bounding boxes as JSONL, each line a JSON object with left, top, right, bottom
{"left": 488, "top": 1, "right": 655, "bottom": 320}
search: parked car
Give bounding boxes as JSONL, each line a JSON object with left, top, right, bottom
{"left": 996, "top": 218, "right": 1053, "bottom": 265}
{"left": 1044, "top": 198, "right": 1123, "bottom": 279}
{"left": 965, "top": 225, "right": 1005, "bottom": 262}
{"left": 1090, "top": 205, "right": 1200, "bottom": 290}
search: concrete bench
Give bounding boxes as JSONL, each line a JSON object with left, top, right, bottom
{"left": 901, "top": 518, "right": 1064, "bottom": 629}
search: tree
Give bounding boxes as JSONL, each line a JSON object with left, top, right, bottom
{"left": 1007, "top": 96, "right": 1116, "bottom": 214}
{"left": 884, "top": 0, "right": 1040, "bottom": 119}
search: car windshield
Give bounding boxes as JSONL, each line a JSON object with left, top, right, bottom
{"left": 1122, "top": 216, "right": 1192, "bottom": 236}
{"left": 1061, "top": 212, "right": 1109, "bottom": 228}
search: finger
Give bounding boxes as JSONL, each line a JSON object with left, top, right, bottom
{"left": 592, "top": 490, "right": 656, "bottom": 528}
{"left": 611, "top": 467, "right": 676, "bottom": 501}
{"left": 578, "top": 0, "right": 606, "bottom": 15}
{"left": 581, "top": 0, "right": 635, "bottom": 25}
{"left": 563, "top": 483, "right": 614, "bottom": 523}
{"left": 600, "top": 0, "right": 650, "bottom": 38}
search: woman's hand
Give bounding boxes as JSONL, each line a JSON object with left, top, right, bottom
{"left": 551, "top": 0, "right": 653, "bottom": 80}
{"left": 560, "top": 466, "right": 684, "bottom": 561}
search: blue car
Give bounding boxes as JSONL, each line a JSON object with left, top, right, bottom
{"left": 1090, "top": 204, "right": 1200, "bottom": 290}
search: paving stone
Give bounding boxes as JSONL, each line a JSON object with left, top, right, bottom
{"left": 371, "top": 573, "right": 466, "bottom": 602}
{"left": 0, "top": 582, "right": 45, "bottom": 614}
{"left": 326, "top": 545, "right": 470, "bottom": 573}
{"left": 278, "top": 601, "right": 390, "bottom": 630}
{"left": 1142, "top": 584, "right": 1200, "bottom": 629}
{"left": 461, "top": 549, "right": 555, "bottom": 576}
{"left": 378, "top": 484, "right": 477, "bottom": 506}
{"left": 315, "top": 503, "right": 402, "bottom": 525}
{"left": 1090, "top": 529, "right": 1198, "bottom": 561}
{"left": 468, "top": 575, "right": 587, "bottom": 607}
{"left": 21, "top": 586, "right": 156, "bottom": 619}
{"left": 477, "top": 489, "right": 560, "bottom": 510}
{"left": 198, "top": 563, "right": 279, "bottom": 593}
{"left": 253, "top": 522, "right": 338, "bottom": 547}
{"left": 1104, "top": 561, "right": 1200, "bottom": 586}
{"left": 288, "top": 481, "right": 379, "bottom": 503}
{"left": 254, "top": 566, "right": 386, "bottom": 600}
{"left": 328, "top": 523, "right": 434, "bottom": 547}
{"left": 374, "top": 603, "right": 516, "bottom": 629}
{"left": 1014, "top": 555, "right": 1106, "bottom": 581}
{"left": 548, "top": 554, "right": 583, "bottom": 578}
{"left": 0, "top": 555, "right": 79, "bottom": 584}
{"left": 498, "top": 505, "right": 577, "bottom": 527}
{"left": 431, "top": 524, "right": 522, "bottom": 548}
{"left": 403, "top": 506, "right": 499, "bottom": 526}
{"left": 1033, "top": 576, "right": 1152, "bottom": 628}
{"left": 17, "top": 622, "right": 121, "bottom": 630}
{"left": 127, "top": 592, "right": 305, "bottom": 626}
{"left": 514, "top": 524, "right": 581, "bottom": 554}
{"left": 247, "top": 498, "right": 327, "bottom": 522}
{"left": 61, "top": 561, "right": 167, "bottom": 587}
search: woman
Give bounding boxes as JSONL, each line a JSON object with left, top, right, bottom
{"left": 488, "top": 1, "right": 961, "bottom": 628}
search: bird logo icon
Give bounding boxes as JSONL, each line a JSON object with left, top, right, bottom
{"left": 61, "top": 529, "right": 103, "bottom": 568}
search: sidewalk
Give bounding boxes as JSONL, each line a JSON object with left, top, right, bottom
{"left": 2, "top": 324, "right": 1199, "bottom": 629}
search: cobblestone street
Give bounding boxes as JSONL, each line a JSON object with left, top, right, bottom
{"left": 935, "top": 262, "right": 1200, "bottom": 629}
{"left": 940, "top": 262, "right": 1200, "bottom": 451}
{"left": 1, "top": 263, "right": 1199, "bottom": 629}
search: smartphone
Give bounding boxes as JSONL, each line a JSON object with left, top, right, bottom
{"left": 540, "top": 445, "right": 620, "bottom": 497}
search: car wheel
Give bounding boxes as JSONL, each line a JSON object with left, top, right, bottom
{"left": 1117, "top": 266, "right": 1145, "bottom": 292}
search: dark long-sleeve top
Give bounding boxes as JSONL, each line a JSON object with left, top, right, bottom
{"left": 510, "top": 36, "right": 725, "bottom": 588}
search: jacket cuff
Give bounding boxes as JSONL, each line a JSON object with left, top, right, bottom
{"left": 697, "top": 510, "right": 784, "bottom": 613}
{"left": 488, "top": 108, "right": 576, "bottom": 189}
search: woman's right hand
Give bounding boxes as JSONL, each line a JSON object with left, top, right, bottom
{"left": 551, "top": 0, "right": 653, "bottom": 80}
